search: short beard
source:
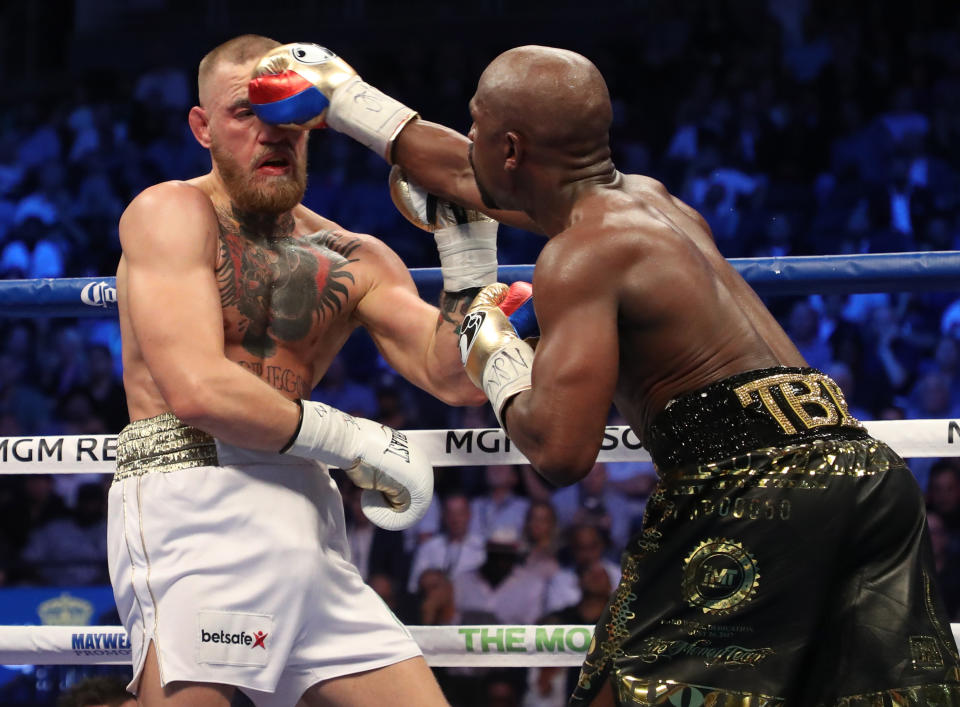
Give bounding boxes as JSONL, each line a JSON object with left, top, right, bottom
{"left": 211, "top": 141, "right": 307, "bottom": 215}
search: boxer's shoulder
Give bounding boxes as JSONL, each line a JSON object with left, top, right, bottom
{"left": 120, "top": 180, "right": 219, "bottom": 254}
{"left": 123, "top": 179, "right": 214, "bottom": 220}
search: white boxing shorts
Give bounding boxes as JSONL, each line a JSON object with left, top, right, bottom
{"left": 107, "top": 413, "right": 422, "bottom": 707}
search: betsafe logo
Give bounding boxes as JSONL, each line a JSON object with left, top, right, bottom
{"left": 200, "top": 628, "right": 268, "bottom": 649}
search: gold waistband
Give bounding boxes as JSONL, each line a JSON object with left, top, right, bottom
{"left": 613, "top": 673, "right": 960, "bottom": 706}
{"left": 114, "top": 412, "right": 218, "bottom": 483}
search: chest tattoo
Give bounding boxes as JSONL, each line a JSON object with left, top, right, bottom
{"left": 216, "top": 226, "right": 361, "bottom": 357}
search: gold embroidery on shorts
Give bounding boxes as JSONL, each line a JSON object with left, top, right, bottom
{"left": 613, "top": 674, "right": 784, "bottom": 706}
{"left": 829, "top": 683, "right": 960, "bottom": 706}
{"left": 114, "top": 413, "right": 218, "bottom": 482}
{"left": 681, "top": 538, "right": 760, "bottom": 616}
{"left": 910, "top": 635, "right": 944, "bottom": 670}
{"left": 574, "top": 552, "right": 642, "bottom": 696}
{"left": 922, "top": 569, "right": 960, "bottom": 665}
{"left": 661, "top": 438, "right": 901, "bottom": 491}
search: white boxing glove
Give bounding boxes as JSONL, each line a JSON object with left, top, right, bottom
{"left": 249, "top": 43, "right": 418, "bottom": 163}
{"left": 280, "top": 400, "right": 433, "bottom": 530}
{"left": 389, "top": 165, "right": 498, "bottom": 292}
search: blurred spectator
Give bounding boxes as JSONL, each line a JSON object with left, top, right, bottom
{"left": 407, "top": 494, "right": 485, "bottom": 593}
{"left": 545, "top": 524, "right": 622, "bottom": 614}
{"left": 343, "top": 484, "right": 409, "bottom": 585}
{"left": 786, "top": 299, "right": 832, "bottom": 370}
{"left": 453, "top": 529, "right": 547, "bottom": 625}
{"left": 906, "top": 370, "right": 960, "bottom": 421}
{"left": 311, "top": 353, "right": 378, "bottom": 418}
{"left": 852, "top": 303, "right": 916, "bottom": 414}
{"left": 551, "top": 463, "right": 633, "bottom": 551}
{"left": 40, "top": 325, "right": 89, "bottom": 400}
{"left": 417, "top": 568, "right": 494, "bottom": 626}
{"left": 822, "top": 361, "right": 871, "bottom": 421}
{"left": 83, "top": 343, "right": 128, "bottom": 433}
{"left": 521, "top": 501, "right": 561, "bottom": 583}
{"left": 57, "top": 675, "right": 134, "bottom": 707}
{"left": 530, "top": 561, "right": 615, "bottom": 707}
{"left": 0, "top": 351, "right": 53, "bottom": 433}
{"left": 55, "top": 387, "right": 108, "bottom": 436}
{"left": 485, "top": 671, "right": 524, "bottom": 707}
{"left": 0, "top": 474, "right": 67, "bottom": 560}
{"left": 469, "top": 464, "right": 530, "bottom": 541}
{"left": 927, "top": 459, "right": 960, "bottom": 541}
{"left": 21, "top": 481, "right": 109, "bottom": 586}
{"left": 927, "top": 510, "right": 960, "bottom": 620}
{"left": 0, "top": 213, "right": 65, "bottom": 279}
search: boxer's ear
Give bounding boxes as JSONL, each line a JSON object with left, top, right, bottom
{"left": 504, "top": 131, "right": 522, "bottom": 171}
{"left": 189, "top": 106, "right": 211, "bottom": 149}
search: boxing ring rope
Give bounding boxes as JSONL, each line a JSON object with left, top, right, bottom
{"left": 2, "top": 251, "right": 960, "bottom": 668}
{"left": 3, "top": 251, "right": 960, "bottom": 318}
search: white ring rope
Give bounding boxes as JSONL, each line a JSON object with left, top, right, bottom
{"left": 1, "top": 623, "right": 960, "bottom": 667}
{"left": 2, "top": 419, "right": 960, "bottom": 667}
{"left": 0, "top": 419, "right": 958, "bottom": 473}
{"left": 0, "top": 625, "right": 594, "bottom": 667}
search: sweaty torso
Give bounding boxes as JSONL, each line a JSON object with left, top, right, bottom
{"left": 119, "top": 180, "right": 370, "bottom": 420}
{"left": 544, "top": 173, "right": 805, "bottom": 436}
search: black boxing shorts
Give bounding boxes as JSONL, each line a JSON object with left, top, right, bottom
{"left": 570, "top": 367, "right": 960, "bottom": 706}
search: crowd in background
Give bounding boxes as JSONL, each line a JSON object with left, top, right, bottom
{"left": 3, "top": 0, "right": 960, "bottom": 704}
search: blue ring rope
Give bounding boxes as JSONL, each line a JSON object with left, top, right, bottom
{"left": 1, "top": 251, "right": 959, "bottom": 318}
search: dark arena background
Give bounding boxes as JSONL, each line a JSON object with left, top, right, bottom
{"left": 2, "top": 1, "right": 960, "bottom": 705}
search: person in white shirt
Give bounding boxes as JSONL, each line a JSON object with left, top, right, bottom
{"left": 469, "top": 464, "right": 530, "bottom": 540}
{"left": 453, "top": 529, "right": 547, "bottom": 626}
{"left": 407, "top": 493, "right": 486, "bottom": 593}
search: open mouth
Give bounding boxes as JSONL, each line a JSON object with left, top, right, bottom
{"left": 256, "top": 154, "right": 292, "bottom": 175}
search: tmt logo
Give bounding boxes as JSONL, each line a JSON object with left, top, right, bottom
{"left": 701, "top": 566, "right": 741, "bottom": 589}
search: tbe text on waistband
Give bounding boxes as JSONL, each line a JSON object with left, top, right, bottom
{"left": 733, "top": 372, "right": 862, "bottom": 435}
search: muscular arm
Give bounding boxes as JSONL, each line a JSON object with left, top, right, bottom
{"left": 121, "top": 182, "right": 299, "bottom": 449}
{"left": 501, "top": 241, "right": 620, "bottom": 486}
{"left": 352, "top": 236, "right": 486, "bottom": 406}
{"left": 392, "top": 119, "right": 541, "bottom": 233}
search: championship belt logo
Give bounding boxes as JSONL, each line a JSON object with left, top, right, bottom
{"left": 682, "top": 538, "right": 760, "bottom": 616}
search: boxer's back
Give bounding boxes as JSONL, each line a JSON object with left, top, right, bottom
{"left": 539, "top": 173, "right": 806, "bottom": 435}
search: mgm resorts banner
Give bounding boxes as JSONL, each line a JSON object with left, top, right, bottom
{"left": 0, "top": 427, "right": 652, "bottom": 472}
{"left": 0, "top": 420, "right": 959, "bottom": 473}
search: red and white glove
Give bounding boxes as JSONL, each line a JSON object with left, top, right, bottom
{"left": 249, "top": 43, "right": 417, "bottom": 163}
{"left": 281, "top": 401, "right": 432, "bottom": 531}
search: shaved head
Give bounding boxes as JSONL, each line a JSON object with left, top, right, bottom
{"left": 475, "top": 45, "right": 612, "bottom": 154}
{"left": 467, "top": 45, "right": 615, "bottom": 215}
{"left": 198, "top": 34, "right": 280, "bottom": 107}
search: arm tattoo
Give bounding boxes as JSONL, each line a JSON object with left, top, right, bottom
{"left": 437, "top": 287, "right": 481, "bottom": 331}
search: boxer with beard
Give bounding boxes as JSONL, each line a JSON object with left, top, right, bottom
{"left": 108, "top": 34, "right": 493, "bottom": 707}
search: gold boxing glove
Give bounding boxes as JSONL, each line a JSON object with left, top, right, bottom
{"left": 389, "top": 166, "right": 498, "bottom": 292}
{"left": 459, "top": 283, "right": 535, "bottom": 427}
{"left": 249, "top": 43, "right": 418, "bottom": 162}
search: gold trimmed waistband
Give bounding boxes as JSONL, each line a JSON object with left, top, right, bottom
{"left": 114, "top": 412, "right": 218, "bottom": 483}
{"left": 612, "top": 674, "right": 960, "bottom": 706}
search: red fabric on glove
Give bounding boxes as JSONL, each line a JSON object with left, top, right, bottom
{"left": 498, "top": 281, "right": 533, "bottom": 316}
